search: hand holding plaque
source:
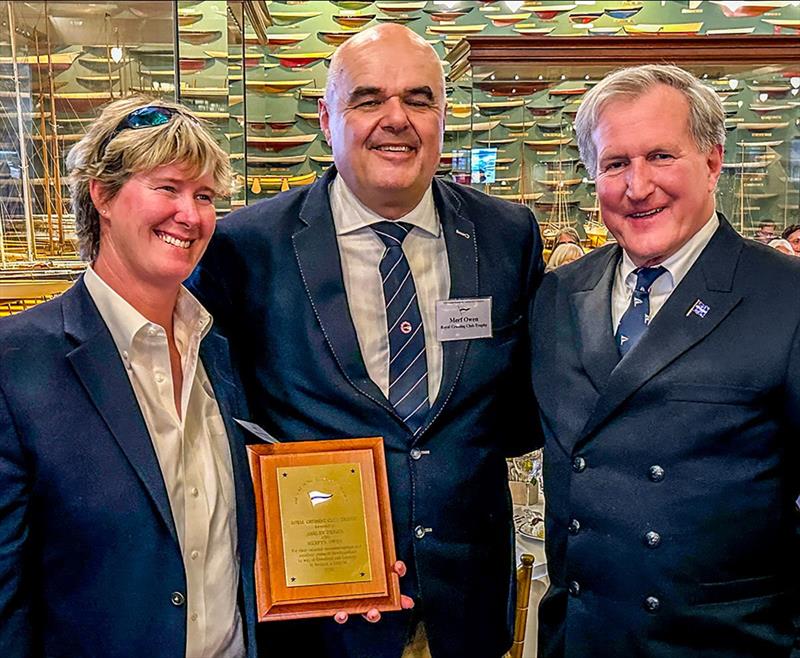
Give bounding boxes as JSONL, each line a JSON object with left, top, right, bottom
{"left": 247, "top": 437, "right": 403, "bottom": 621}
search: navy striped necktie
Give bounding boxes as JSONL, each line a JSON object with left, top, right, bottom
{"left": 615, "top": 266, "right": 667, "bottom": 358}
{"left": 371, "top": 221, "right": 429, "bottom": 431}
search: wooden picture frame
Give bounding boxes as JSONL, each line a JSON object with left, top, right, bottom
{"left": 247, "top": 436, "right": 402, "bottom": 621}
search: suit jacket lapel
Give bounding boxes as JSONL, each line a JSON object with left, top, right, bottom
{"left": 569, "top": 245, "right": 620, "bottom": 393}
{"left": 200, "top": 332, "right": 258, "bottom": 652}
{"left": 422, "top": 178, "right": 476, "bottom": 431}
{"left": 200, "top": 332, "right": 256, "bottom": 548}
{"left": 63, "top": 279, "right": 178, "bottom": 541}
{"left": 579, "top": 216, "right": 744, "bottom": 442}
{"left": 291, "top": 167, "right": 396, "bottom": 417}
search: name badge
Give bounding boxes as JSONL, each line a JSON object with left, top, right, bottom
{"left": 435, "top": 297, "right": 492, "bottom": 342}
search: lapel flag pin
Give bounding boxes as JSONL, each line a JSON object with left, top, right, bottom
{"left": 685, "top": 298, "right": 710, "bottom": 318}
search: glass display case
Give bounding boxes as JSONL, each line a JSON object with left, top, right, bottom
{"left": 446, "top": 32, "right": 800, "bottom": 249}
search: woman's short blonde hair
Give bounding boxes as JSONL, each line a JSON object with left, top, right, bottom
{"left": 67, "top": 96, "right": 234, "bottom": 261}
{"left": 546, "top": 242, "right": 584, "bottom": 273}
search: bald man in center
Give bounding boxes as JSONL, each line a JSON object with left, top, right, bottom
{"left": 188, "top": 24, "right": 544, "bottom": 658}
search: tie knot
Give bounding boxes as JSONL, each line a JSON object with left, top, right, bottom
{"left": 634, "top": 266, "right": 666, "bottom": 293}
{"left": 372, "top": 221, "right": 412, "bottom": 249}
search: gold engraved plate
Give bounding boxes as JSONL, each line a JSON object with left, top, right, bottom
{"left": 277, "top": 462, "right": 372, "bottom": 587}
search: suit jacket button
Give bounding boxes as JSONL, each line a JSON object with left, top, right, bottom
{"left": 410, "top": 448, "right": 422, "bottom": 460}
{"left": 572, "top": 456, "right": 586, "bottom": 473}
{"left": 171, "top": 591, "right": 185, "bottom": 606}
{"left": 648, "top": 465, "right": 665, "bottom": 482}
{"left": 644, "top": 531, "right": 661, "bottom": 548}
{"left": 568, "top": 519, "right": 581, "bottom": 535}
{"left": 568, "top": 581, "right": 581, "bottom": 597}
{"left": 644, "top": 596, "right": 660, "bottom": 613}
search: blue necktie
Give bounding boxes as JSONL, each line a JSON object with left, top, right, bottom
{"left": 372, "top": 221, "right": 429, "bottom": 431}
{"left": 615, "top": 266, "right": 667, "bottom": 358}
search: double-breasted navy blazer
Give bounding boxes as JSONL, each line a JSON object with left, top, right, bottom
{"left": 0, "top": 278, "right": 259, "bottom": 658}
{"left": 531, "top": 216, "right": 800, "bottom": 658}
{"left": 188, "top": 167, "right": 544, "bottom": 658}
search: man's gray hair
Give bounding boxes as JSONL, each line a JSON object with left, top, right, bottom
{"left": 575, "top": 64, "right": 726, "bottom": 176}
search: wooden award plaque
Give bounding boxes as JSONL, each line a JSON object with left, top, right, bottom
{"left": 247, "top": 436, "right": 402, "bottom": 621}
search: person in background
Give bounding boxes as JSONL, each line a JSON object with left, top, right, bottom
{"left": 189, "top": 22, "right": 543, "bottom": 658}
{"left": 531, "top": 64, "right": 800, "bottom": 658}
{"left": 754, "top": 220, "right": 778, "bottom": 244}
{"left": 782, "top": 223, "right": 800, "bottom": 255}
{"left": 768, "top": 238, "right": 795, "bottom": 256}
{"left": 0, "top": 98, "right": 260, "bottom": 657}
{"left": 545, "top": 242, "right": 584, "bottom": 273}
{"left": 554, "top": 226, "right": 582, "bottom": 247}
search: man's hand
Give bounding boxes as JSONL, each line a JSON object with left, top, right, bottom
{"left": 334, "top": 561, "right": 414, "bottom": 624}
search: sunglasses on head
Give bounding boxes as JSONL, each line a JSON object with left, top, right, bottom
{"left": 99, "top": 106, "right": 189, "bottom": 153}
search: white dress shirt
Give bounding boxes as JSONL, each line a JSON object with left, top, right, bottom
{"left": 84, "top": 267, "right": 245, "bottom": 658}
{"left": 330, "top": 175, "right": 450, "bottom": 404}
{"left": 612, "top": 212, "right": 719, "bottom": 331}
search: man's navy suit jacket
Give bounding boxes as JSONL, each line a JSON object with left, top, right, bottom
{"left": 532, "top": 216, "right": 800, "bottom": 658}
{"left": 0, "top": 278, "right": 259, "bottom": 658}
{"left": 188, "top": 167, "right": 544, "bottom": 658}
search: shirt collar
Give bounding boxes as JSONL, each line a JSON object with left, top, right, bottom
{"left": 619, "top": 211, "right": 719, "bottom": 290}
{"left": 84, "top": 265, "right": 212, "bottom": 358}
{"left": 330, "top": 174, "right": 440, "bottom": 238}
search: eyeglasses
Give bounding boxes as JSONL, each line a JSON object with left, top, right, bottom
{"left": 99, "top": 106, "right": 185, "bottom": 154}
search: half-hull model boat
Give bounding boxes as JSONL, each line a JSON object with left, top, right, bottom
{"left": 269, "top": 52, "right": 333, "bottom": 69}
{"left": 376, "top": 2, "right": 426, "bottom": 13}
{"left": 492, "top": 192, "right": 544, "bottom": 202}
{"left": 296, "top": 112, "right": 321, "bottom": 126}
{"left": 475, "top": 80, "right": 548, "bottom": 97}
{"left": 475, "top": 138, "right": 517, "bottom": 145}
{"left": 269, "top": 11, "right": 322, "bottom": 26}
{"left": 299, "top": 87, "right": 325, "bottom": 100}
{"left": 489, "top": 13, "right": 532, "bottom": 28}
{"left": 178, "top": 29, "right": 223, "bottom": 46}
{"left": 512, "top": 25, "right": 556, "bottom": 35}
{"left": 424, "top": 7, "right": 473, "bottom": 22}
{"left": 738, "top": 121, "right": 790, "bottom": 130}
{"left": 333, "top": 13, "right": 376, "bottom": 28}
{"left": 712, "top": 2, "right": 789, "bottom": 18}
{"left": 262, "top": 33, "right": 310, "bottom": 47}
{"left": 318, "top": 30, "right": 363, "bottom": 46}
{"left": 426, "top": 25, "right": 486, "bottom": 36}
{"left": 78, "top": 55, "right": 128, "bottom": 73}
{"left": 444, "top": 120, "right": 500, "bottom": 134}
{"left": 265, "top": 119, "right": 298, "bottom": 131}
{"left": 525, "top": 138, "right": 574, "bottom": 147}
{"left": 623, "top": 22, "right": 703, "bottom": 35}
{"left": 240, "top": 171, "right": 317, "bottom": 193}
{"left": 247, "top": 134, "right": 317, "bottom": 151}
{"left": 528, "top": 4, "right": 576, "bottom": 21}
{"left": 248, "top": 154, "right": 308, "bottom": 168}
{"left": 247, "top": 79, "right": 314, "bottom": 94}
{"left": 604, "top": 4, "right": 644, "bottom": 20}
{"left": 474, "top": 100, "right": 525, "bottom": 116}
{"left": 177, "top": 9, "right": 203, "bottom": 27}
{"left": 75, "top": 74, "right": 120, "bottom": 91}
